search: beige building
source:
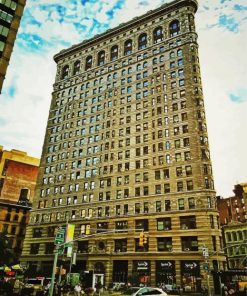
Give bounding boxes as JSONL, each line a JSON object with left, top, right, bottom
{"left": 0, "top": 0, "right": 26, "bottom": 93}
{"left": 223, "top": 222, "right": 247, "bottom": 270}
{"left": 21, "top": 0, "right": 224, "bottom": 292}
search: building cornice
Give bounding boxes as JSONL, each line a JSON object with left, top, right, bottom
{"left": 54, "top": 0, "right": 198, "bottom": 63}
{"left": 0, "top": 200, "right": 32, "bottom": 209}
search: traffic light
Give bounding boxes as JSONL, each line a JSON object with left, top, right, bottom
{"left": 139, "top": 231, "right": 144, "bottom": 247}
{"left": 143, "top": 233, "right": 148, "bottom": 244}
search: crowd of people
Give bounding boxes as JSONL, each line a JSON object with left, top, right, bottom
{"left": 0, "top": 277, "right": 103, "bottom": 296}
{"left": 0, "top": 276, "right": 245, "bottom": 296}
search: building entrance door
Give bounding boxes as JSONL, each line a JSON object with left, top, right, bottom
{"left": 93, "top": 273, "right": 104, "bottom": 289}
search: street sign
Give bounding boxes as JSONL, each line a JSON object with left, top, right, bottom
{"left": 55, "top": 227, "right": 65, "bottom": 245}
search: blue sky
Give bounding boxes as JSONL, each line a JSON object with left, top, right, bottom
{"left": 0, "top": 0, "right": 247, "bottom": 197}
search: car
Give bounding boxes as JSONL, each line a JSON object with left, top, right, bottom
{"left": 23, "top": 277, "right": 51, "bottom": 294}
{"left": 122, "top": 287, "right": 168, "bottom": 296}
{"left": 24, "top": 278, "right": 43, "bottom": 290}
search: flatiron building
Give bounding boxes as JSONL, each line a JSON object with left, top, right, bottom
{"left": 22, "top": 0, "right": 225, "bottom": 292}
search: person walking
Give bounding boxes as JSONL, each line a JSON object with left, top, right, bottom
{"left": 74, "top": 283, "right": 82, "bottom": 296}
{"left": 44, "top": 281, "right": 51, "bottom": 296}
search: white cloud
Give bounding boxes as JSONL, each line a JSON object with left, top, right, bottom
{"left": 196, "top": 4, "right": 247, "bottom": 196}
{"left": 1, "top": 0, "right": 246, "bottom": 198}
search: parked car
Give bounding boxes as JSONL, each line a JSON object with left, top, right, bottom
{"left": 23, "top": 277, "right": 51, "bottom": 294}
{"left": 122, "top": 287, "right": 168, "bottom": 296}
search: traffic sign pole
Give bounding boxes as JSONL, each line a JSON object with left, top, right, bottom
{"left": 49, "top": 247, "right": 58, "bottom": 296}
{"left": 202, "top": 246, "right": 211, "bottom": 296}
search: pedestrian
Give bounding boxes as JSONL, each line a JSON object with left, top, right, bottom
{"left": 201, "top": 285, "right": 208, "bottom": 296}
{"left": 223, "top": 284, "right": 228, "bottom": 296}
{"left": 74, "top": 283, "right": 82, "bottom": 296}
{"left": 44, "top": 281, "right": 51, "bottom": 296}
{"left": 57, "top": 281, "right": 63, "bottom": 296}
{"left": 13, "top": 279, "right": 23, "bottom": 295}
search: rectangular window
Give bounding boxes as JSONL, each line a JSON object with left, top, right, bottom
{"left": 178, "top": 199, "right": 185, "bottom": 210}
{"left": 144, "top": 202, "right": 149, "bottom": 213}
{"left": 135, "top": 219, "right": 148, "bottom": 231}
{"left": 157, "top": 218, "right": 171, "bottom": 231}
{"left": 156, "top": 201, "right": 161, "bottom": 212}
{"left": 115, "top": 239, "right": 127, "bottom": 252}
{"left": 181, "top": 236, "right": 198, "bottom": 251}
{"left": 177, "top": 181, "right": 183, "bottom": 192}
{"left": 157, "top": 237, "right": 172, "bottom": 251}
{"left": 165, "top": 200, "right": 171, "bottom": 211}
{"left": 188, "top": 197, "right": 195, "bottom": 209}
{"left": 135, "top": 203, "right": 140, "bottom": 213}
{"left": 164, "top": 183, "right": 170, "bottom": 193}
{"left": 180, "top": 216, "right": 196, "bottom": 229}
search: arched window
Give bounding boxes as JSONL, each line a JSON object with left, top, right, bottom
{"left": 143, "top": 61, "right": 148, "bottom": 68}
{"left": 152, "top": 58, "right": 158, "bottom": 65}
{"left": 5, "top": 213, "right": 10, "bottom": 222}
{"left": 170, "top": 20, "right": 180, "bottom": 37}
{"left": 61, "top": 65, "right": 69, "bottom": 80}
{"left": 124, "top": 39, "right": 132, "bottom": 55}
{"left": 98, "top": 50, "right": 105, "bottom": 66}
{"left": 170, "top": 51, "right": 175, "bottom": 59}
{"left": 73, "top": 60, "right": 80, "bottom": 75}
{"left": 85, "top": 55, "right": 93, "bottom": 70}
{"left": 138, "top": 33, "right": 147, "bottom": 50}
{"left": 177, "top": 49, "right": 183, "bottom": 57}
{"left": 110, "top": 45, "right": 118, "bottom": 61}
{"left": 19, "top": 188, "right": 29, "bottom": 201}
{"left": 153, "top": 26, "right": 163, "bottom": 43}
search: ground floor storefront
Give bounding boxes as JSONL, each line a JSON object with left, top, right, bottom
{"left": 22, "top": 258, "right": 222, "bottom": 293}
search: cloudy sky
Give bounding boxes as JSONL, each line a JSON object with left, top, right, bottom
{"left": 0, "top": 0, "right": 246, "bottom": 197}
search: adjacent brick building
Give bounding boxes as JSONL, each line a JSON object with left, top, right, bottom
{"left": 0, "top": 145, "right": 39, "bottom": 264}
{"left": 216, "top": 183, "right": 247, "bottom": 270}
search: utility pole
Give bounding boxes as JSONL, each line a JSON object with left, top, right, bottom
{"left": 49, "top": 247, "right": 59, "bottom": 296}
{"left": 49, "top": 226, "right": 66, "bottom": 296}
{"left": 202, "top": 246, "right": 211, "bottom": 296}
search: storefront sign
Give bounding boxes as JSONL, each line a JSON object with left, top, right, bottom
{"left": 157, "top": 261, "right": 175, "bottom": 271}
{"left": 181, "top": 261, "right": 199, "bottom": 272}
{"left": 184, "top": 262, "right": 197, "bottom": 269}
{"left": 134, "top": 261, "right": 150, "bottom": 271}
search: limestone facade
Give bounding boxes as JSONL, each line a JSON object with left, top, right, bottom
{"left": 21, "top": 0, "right": 224, "bottom": 292}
